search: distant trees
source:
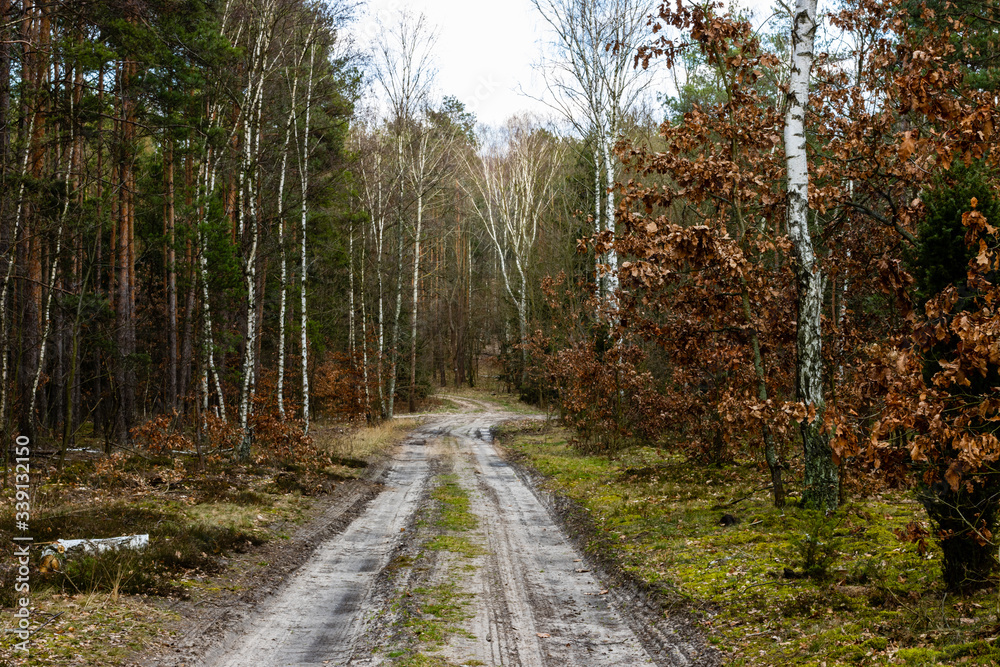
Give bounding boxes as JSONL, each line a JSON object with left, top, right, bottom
{"left": 464, "top": 118, "right": 564, "bottom": 386}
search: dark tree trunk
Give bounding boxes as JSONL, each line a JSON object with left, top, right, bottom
{"left": 920, "top": 482, "right": 999, "bottom": 591}
{"left": 114, "top": 57, "right": 137, "bottom": 446}
{"left": 165, "top": 142, "right": 178, "bottom": 412}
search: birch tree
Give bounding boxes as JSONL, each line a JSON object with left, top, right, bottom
{"left": 370, "top": 9, "right": 437, "bottom": 419}
{"left": 355, "top": 123, "right": 393, "bottom": 417}
{"left": 784, "top": 0, "right": 838, "bottom": 511}
{"left": 294, "top": 41, "right": 317, "bottom": 433}
{"left": 406, "top": 118, "right": 451, "bottom": 412}
{"left": 235, "top": 0, "right": 281, "bottom": 461}
{"left": 465, "top": 117, "right": 563, "bottom": 387}
{"left": 532, "top": 0, "right": 651, "bottom": 300}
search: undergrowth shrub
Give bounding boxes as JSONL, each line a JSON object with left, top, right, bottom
{"left": 529, "top": 334, "right": 670, "bottom": 453}
{"left": 131, "top": 371, "right": 314, "bottom": 467}
{"left": 312, "top": 352, "right": 368, "bottom": 421}
{"left": 877, "top": 199, "right": 1000, "bottom": 591}
{"left": 792, "top": 510, "right": 843, "bottom": 579}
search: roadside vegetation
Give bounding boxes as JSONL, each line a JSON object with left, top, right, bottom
{"left": 0, "top": 418, "right": 413, "bottom": 665}
{"left": 497, "top": 419, "right": 1000, "bottom": 666}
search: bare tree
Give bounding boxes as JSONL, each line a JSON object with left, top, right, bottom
{"left": 277, "top": 19, "right": 318, "bottom": 421}
{"left": 370, "top": 9, "right": 437, "bottom": 418}
{"left": 532, "top": 0, "right": 651, "bottom": 299}
{"left": 294, "top": 41, "right": 317, "bottom": 434}
{"left": 464, "top": 117, "right": 563, "bottom": 386}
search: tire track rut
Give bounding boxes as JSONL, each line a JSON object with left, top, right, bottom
{"left": 197, "top": 407, "right": 707, "bottom": 666}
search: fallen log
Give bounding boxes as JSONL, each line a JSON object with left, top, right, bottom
{"left": 39, "top": 534, "right": 149, "bottom": 572}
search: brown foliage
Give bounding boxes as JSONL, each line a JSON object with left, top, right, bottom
{"left": 875, "top": 207, "right": 1000, "bottom": 483}
{"left": 311, "top": 353, "right": 370, "bottom": 422}
{"left": 529, "top": 331, "right": 671, "bottom": 452}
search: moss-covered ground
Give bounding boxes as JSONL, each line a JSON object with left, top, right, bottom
{"left": 496, "top": 420, "right": 1000, "bottom": 666}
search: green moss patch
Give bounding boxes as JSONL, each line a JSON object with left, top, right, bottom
{"left": 496, "top": 422, "right": 1000, "bottom": 666}
{"left": 431, "top": 475, "right": 478, "bottom": 532}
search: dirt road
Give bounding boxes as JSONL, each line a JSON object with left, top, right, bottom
{"left": 196, "top": 398, "right": 709, "bottom": 666}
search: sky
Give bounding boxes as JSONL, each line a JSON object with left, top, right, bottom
{"left": 353, "top": 0, "right": 781, "bottom": 128}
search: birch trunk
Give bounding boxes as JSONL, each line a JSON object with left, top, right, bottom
{"left": 276, "top": 75, "right": 297, "bottom": 421}
{"left": 377, "top": 237, "right": 385, "bottom": 417}
{"left": 297, "top": 43, "right": 316, "bottom": 434}
{"left": 784, "top": 0, "right": 837, "bottom": 511}
{"left": 348, "top": 221, "right": 356, "bottom": 359}
{"left": 408, "top": 188, "right": 423, "bottom": 412}
{"left": 236, "top": 5, "right": 274, "bottom": 459}
{"left": 359, "top": 219, "right": 371, "bottom": 418}
{"left": 516, "top": 268, "right": 529, "bottom": 387}
{"left": 601, "top": 132, "right": 618, "bottom": 297}
{"left": 198, "top": 154, "right": 226, "bottom": 423}
{"left": 387, "top": 204, "right": 404, "bottom": 420}
{"left": 592, "top": 145, "right": 603, "bottom": 297}
{"left": 274, "top": 22, "right": 315, "bottom": 421}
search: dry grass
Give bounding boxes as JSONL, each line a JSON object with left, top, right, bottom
{"left": 314, "top": 418, "right": 420, "bottom": 461}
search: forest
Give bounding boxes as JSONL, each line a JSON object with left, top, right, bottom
{"left": 2, "top": 0, "right": 1000, "bottom": 663}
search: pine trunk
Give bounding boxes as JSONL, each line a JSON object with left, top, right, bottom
{"left": 165, "top": 141, "right": 178, "bottom": 412}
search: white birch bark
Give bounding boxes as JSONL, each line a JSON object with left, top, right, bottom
{"left": 235, "top": 0, "right": 285, "bottom": 457}
{"left": 348, "top": 221, "right": 356, "bottom": 359}
{"left": 198, "top": 155, "right": 227, "bottom": 424}
{"left": 295, "top": 42, "right": 316, "bottom": 434}
{"left": 387, "top": 218, "right": 403, "bottom": 419}
{"left": 276, "top": 20, "right": 317, "bottom": 421}
{"left": 531, "top": 0, "right": 649, "bottom": 304}
{"left": 276, "top": 97, "right": 294, "bottom": 420}
{"left": 601, "top": 126, "right": 619, "bottom": 297}
{"left": 358, "top": 205, "right": 371, "bottom": 416}
{"left": 464, "top": 118, "right": 563, "bottom": 386}
{"left": 784, "top": 0, "right": 837, "bottom": 510}
{"left": 371, "top": 9, "right": 438, "bottom": 420}
{"left": 408, "top": 185, "right": 423, "bottom": 411}
{"left": 406, "top": 124, "right": 448, "bottom": 410}
{"left": 355, "top": 127, "right": 389, "bottom": 417}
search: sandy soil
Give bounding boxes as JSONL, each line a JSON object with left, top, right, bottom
{"left": 156, "top": 398, "right": 716, "bottom": 666}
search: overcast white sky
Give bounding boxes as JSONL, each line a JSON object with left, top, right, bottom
{"left": 353, "top": 0, "right": 781, "bottom": 128}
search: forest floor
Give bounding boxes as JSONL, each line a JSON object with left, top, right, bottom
{"left": 0, "top": 417, "right": 416, "bottom": 666}
{"left": 495, "top": 420, "right": 1000, "bottom": 666}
